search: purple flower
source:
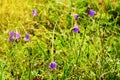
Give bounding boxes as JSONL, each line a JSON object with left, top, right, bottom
{"left": 74, "top": 14, "right": 79, "bottom": 20}
{"left": 16, "top": 33, "right": 20, "bottom": 39}
{"left": 88, "top": 10, "right": 96, "bottom": 16}
{"left": 9, "top": 31, "right": 15, "bottom": 37}
{"left": 32, "top": 10, "right": 37, "bottom": 16}
{"left": 49, "top": 62, "right": 57, "bottom": 70}
{"left": 8, "top": 31, "right": 15, "bottom": 42}
{"left": 8, "top": 37, "right": 15, "bottom": 42}
{"left": 24, "top": 33, "right": 30, "bottom": 41}
{"left": 73, "top": 26, "right": 80, "bottom": 33}
{"left": 8, "top": 31, "right": 21, "bottom": 42}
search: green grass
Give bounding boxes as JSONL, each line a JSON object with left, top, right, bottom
{"left": 0, "top": 0, "right": 120, "bottom": 80}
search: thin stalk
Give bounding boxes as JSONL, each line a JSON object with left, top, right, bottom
{"left": 27, "top": 47, "right": 32, "bottom": 80}
{"left": 29, "top": 58, "right": 31, "bottom": 80}
{"left": 51, "top": 22, "right": 56, "bottom": 61}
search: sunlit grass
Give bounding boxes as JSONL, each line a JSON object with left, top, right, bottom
{"left": 0, "top": 0, "right": 120, "bottom": 80}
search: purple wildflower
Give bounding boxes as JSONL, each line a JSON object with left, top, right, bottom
{"left": 32, "top": 10, "right": 37, "bottom": 16}
{"left": 9, "top": 31, "right": 15, "bottom": 37}
{"left": 8, "top": 31, "right": 21, "bottom": 42}
{"left": 8, "top": 37, "right": 15, "bottom": 42}
{"left": 74, "top": 14, "right": 79, "bottom": 20}
{"left": 88, "top": 9, "right": 96, "bottom": 16}
{"left": 16, "top": 33, "right": 20, "bottom": 39}
{"left": 24, "top": 33, "right": 30, "bottom": 41}
{"left": 8, "top": 31, "right": 15, "bottom": 42}
{"left": 73, "top": 26, "right": 80, "bottom": 33}
{"left": 49, "top": 62, "right": 57, "bottom": 70}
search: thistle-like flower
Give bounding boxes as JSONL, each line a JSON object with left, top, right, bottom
{"left": 73, "top": 26, "right": 80, "bottom": 33}
{"left": 9, "top": 31, "right": 15, "bottom": 37}
{"left": 16, "top": 33, "right": 20, "bottom": 39}
{"left": 32, "top": 9, "right": 37, "bottom": 16}
{"left": 8, "top": 31, "right": 21, "bottom": 42}
{"left": 74, "top": 14, "right": 78, "bottom": 20}
{"left": 24, "top": 33, "right": 30, "bottom": 42}
{"left": 8, "top": 37, "right": 15, "bottom": 42}
{"left": 49, "top": 62, "right": 57, "bottom": 70}
{"left": 88, "top": 9, "right": 96, "bottom": 16}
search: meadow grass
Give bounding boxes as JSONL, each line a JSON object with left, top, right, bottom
{"left": 0, "top": 0, "right": 120, "bottom": 80}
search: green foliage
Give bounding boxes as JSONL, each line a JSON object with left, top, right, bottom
{"left": 0, "top": 0, "right": 120, "bottom": 80}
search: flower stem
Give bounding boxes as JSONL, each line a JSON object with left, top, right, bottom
{"left": 51, "top": 23, "right": 56, "bottom": 61}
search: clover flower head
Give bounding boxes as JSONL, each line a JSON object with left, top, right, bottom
{"left": 73, "top": 26, "right": 80, "bottom": 33}
{"left": 74, "top": 14, "right": 78, "bottom": 20}
{"left": 8, "top": 31, "right": 21, "bottom": 42}
{"left": 88, "top": 9, "right": 96, "bottom": 16}
{"left": 32, "top": 9, "right": 37, "bottom": 16}
{"left": 24, "top": 33, "right": 30, "bottom": 42}
{"left": 16, "top": 33, "right": 20, "bottom": 39}
{"left": 8, "top": 37, "right": 15, "bottom": 42}
{"left": 49, "top": 62, "right": 57, "bottom": 70}
{"left": 9, "top": 31, "right": 15, "bottom": 37}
